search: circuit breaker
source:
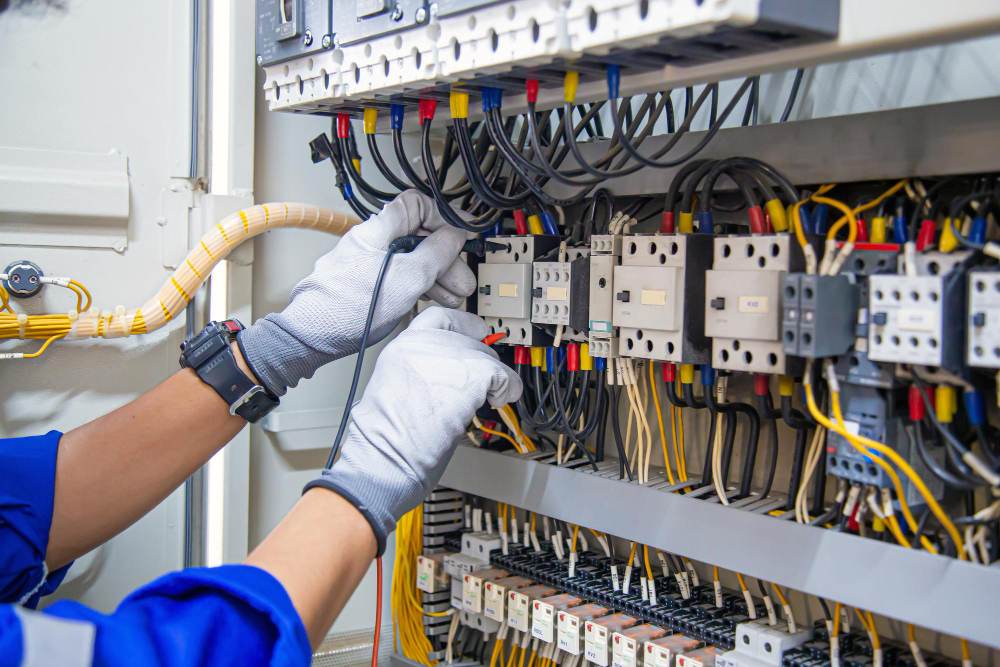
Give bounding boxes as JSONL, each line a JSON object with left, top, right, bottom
{"left": 967, "top": 269, "right": 1000, "bottom": 369}
{"left": 477, "top": 235, "right": 559, "bottom": 346}
{"left": 588, "top": 235, "right": 622, "bottom": 359}
{"left": 867, "top": 251, "right": 969, "bottom": 373}
{"left": 613, "top": 234, "right": 712, "bottom": 363}
{"left": 255, "top": 0, "right": 333, "bottom": 66}
{"left": 704, "top": 235, "right": 805, "bottom": 374}
{"left": 531, "top": 247, "right": 590, "bottom": 342}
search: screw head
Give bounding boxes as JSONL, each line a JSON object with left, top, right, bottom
{"left": 303, "top": 29, "right": 313, "bottom": 46}
{"left": 429, "top": 2, "right": 439, "bottom": 15}
{"left": 321, "top": 33, "right": 333, "bottom": 48}
{"left": 256, "top": 54, "right": 264, "bottom": 65}
{"left": 415, "top": 7, "right": 427, "bottom": 22}
{"left": 390, "top": 5, "right": 403, "bottom": 20}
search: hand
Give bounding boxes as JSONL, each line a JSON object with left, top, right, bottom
{"left": 304, "top": 307, "right": 523, "bottom": 554}
{"left": 239, "top": 190, "right": 476, "bottom": 396}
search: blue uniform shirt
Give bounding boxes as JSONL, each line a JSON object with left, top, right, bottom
{"left": 0, "top": 432, "right": 311, "bottom": 666}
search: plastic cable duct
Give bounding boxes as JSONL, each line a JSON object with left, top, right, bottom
{"left": 0, "top": 203, "right": 360, "bottom": 341}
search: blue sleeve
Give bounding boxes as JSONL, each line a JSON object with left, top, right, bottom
{"left": 0, "top": 565, "right": 311, "bottom": 667}
{"left": 0, "top": 431, "right": 73, "bottom": 607}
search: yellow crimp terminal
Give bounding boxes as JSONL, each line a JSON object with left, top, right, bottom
{"left": 765, "top": 198, "right": 788, "bottom": 232}
{"left": 872, "top": 517, "right": 885, "bottom": 533}
{"left": 563, "top": 71, "right": 579, "bottom": 103}
{"left": 580, "top": 343, "right": 594, "bottom": 371}
{"left": 530, "top": 346, "right": 544, "bottom": 368}
{"left": 352, "top": 158, "right": 361, "bottom": 173}
{"left": 363, "top": 108, "right": 378, "bottom": 134}
{"left": 935, "top": 385, "right": 956, "bottom": 424}
{"left": 680, "top": 363, "right": 695, "bottom": 385}
{"left": 527, "top": 214, "right": 544, "bottom": 235}
{"left": 939, "top": 217, "right": 959, "bottom": 253}
{"left": 778, "top": 375, "right": 795, "bottom": 397}
{"left": 450, "top": 90, "right": 470, "bottom": 119}
{"left": 678, "top": 211, "right": 694, "bottom": 234}
{"left": 870, "top": 216, "right": 887, "bottom": 243}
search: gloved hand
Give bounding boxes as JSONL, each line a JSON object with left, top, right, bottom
{"left": 238, "top": 190, "right": 475, "bottom": 396}
{"left": 304, "top": 307, "right": 522, "bottom": 555}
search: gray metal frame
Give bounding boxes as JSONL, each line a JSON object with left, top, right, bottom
{"left": 440, "top": 445, "right": 1000, "bottom": 648}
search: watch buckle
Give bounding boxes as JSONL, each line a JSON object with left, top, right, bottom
{"left": 230, "top": 385, "right": 265, "bottom": 416}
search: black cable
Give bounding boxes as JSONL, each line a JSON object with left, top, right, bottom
{"left": 325, "top": 243, "right": 404, "bottom": 468}
{"left": 704, "top": 379, "right": 761, "bottom": 499}
{"left": 610, "top": 385, "right": 632, "bottom": 481}
{"left": 366, "top": 133, "right": 413, "bottom": 192}
{"left": 911, "top": 423, "right": 979, "bottom": 490}
{"left": 779, "top": 69, "right": 804, "bottom": 123}
{"left": 785, "top": 427, "right": 809, "bottom": 510}
{"left": 757, "top": 393, "right": 780, "bottom": 498}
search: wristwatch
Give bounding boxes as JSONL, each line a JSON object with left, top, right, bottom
{"left": 179, "top": 319, "right": 279, "bottom": 423}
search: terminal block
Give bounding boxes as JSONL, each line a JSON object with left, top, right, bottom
{"left": 705, "top": 235, "right": 806, "bottom": 374}
{"left": 532, "top": 247, "right": 590, "bottom": 342}
{"left": 717, "top": 621, "right": 812, "bottom": 667}
{"left": 867, "top": 252, "right": 969, "bottom": 373}
{"left": 613, "top": 234, "right": 712, "bottom": 363}
{"left": 781, "top": 274, "right": 858, "bottom": 359}
{"left": 477, "top": 235, "right": 559, "bottom": 346}
{"left": 589, "top": 235, "right": 622, "bottom": 359}
{"left": 967, "top": 269, "right": 1000, "bottom": 369}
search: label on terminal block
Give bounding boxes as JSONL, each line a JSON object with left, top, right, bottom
{"left": 416, "top": 556, "right": 435, "bottom": 593}
{"left": 463, "top": 574, "right": 483, "bottom": 614}
{"left": 558, "top": 612, "right": 582, "bottom": 655}
{"left": 585, "top": 623, "right": 609, "bottom": 666}
{"left": 508, "top": 591, "right": 531, "bottom": 633}
{"left": 484, "top": 582, "right": 506, "bottom": 623}
{"left": 612, "top": 634, "right": 639, "bottom": 667}
{"left": 531, "top": 600, "right": 555, "bottom": 643}
{"left": 645, "top": 643, "right": 670, "bottom": 667}
{"left": 610, "top": 565, "right": 620, "bottom": 592}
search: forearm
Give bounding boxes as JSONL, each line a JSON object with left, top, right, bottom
{"left": 245, "top": 488, "right": 377, "bottom": 648}
{"left": 46, "top": 344, "right": 251, "bottom": 569}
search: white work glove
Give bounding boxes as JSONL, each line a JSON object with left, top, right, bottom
{"left": 239, "top": 190, "right": 475, "bottom": 396}
{"left": 303, "top": 307, "right": 522, "bottom": 555}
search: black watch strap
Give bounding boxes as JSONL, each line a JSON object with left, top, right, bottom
{"left": 180, "top": 320, "right": 279, "bottom": 423}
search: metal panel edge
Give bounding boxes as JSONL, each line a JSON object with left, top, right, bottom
{"left": 440, "top": 445, "right": 1000, "bottom": 648}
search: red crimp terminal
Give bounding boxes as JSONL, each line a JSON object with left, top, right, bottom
{"left": 747, "top": 206, "right": 766, "bottom": 234}
{"left": 753, "top": 374, "right": 769, "bottom": 397}
{"left": 908, "top": 385, "right": 925, "bottom": 421}
{"left": 513, "top": 209, "right": 528, "bottom": 235}
{"left": 337, "top": 113, "right": 351, "bottom": 139}
{"left": 418, "top": 99, "right": 438, "bottom": 125}
{"left": 660, "top": 211, "right": 675, "bottom": 234}
{"left": 856, "top": 218, "right": 869, "bottom": 242}
{"left": 526, "top": 79, "right": 540, "bottom": 104}
{"left": 513, "top": 346, "right": 530, "bottom": 365}
{"left": 762, "top": 211, "right": 774, "bottom": 234}
{"left": 567, "top": 343, "right": 580, "bottom": 372}
{"left": 662, "top": 362, "right": 676, "bottom": 383}
{"left": 915, "top": 218, "right": 936, "bottom": 251}
{"left": 482, "top": 332, "right": 507, "bottom": 346}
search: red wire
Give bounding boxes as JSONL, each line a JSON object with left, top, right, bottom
{"left": 372, "top": 556, "right": 383, "bottom": 667}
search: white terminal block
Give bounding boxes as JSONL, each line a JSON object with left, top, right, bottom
{"left": 613, "top": 234, "right": 712, "bottom": 363}
{"left": 967, "top": 270, "right": 1000, "bottom": 369}
{"left": 478, "top": 235, "right": 559, "bottom": 346}
{"left": 460, "top": 609, "right": 501, "bottom": 634}
{"left": 589, "top": 234, "right": 622, "bottom": 358}
{"left": 717, "top": 621, "right": 812, "bottom": 667}
{"left": 705, "top": 235, "right": 801, "bottom": 374}
{"left": 462, "top": 531, "right": 502, "bottom": 562}
{"left": 444, "top": 552, "right": 492, "bottom": 579}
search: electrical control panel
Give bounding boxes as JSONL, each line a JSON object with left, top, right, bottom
{"left": 255, "top": 0, "right": 333, "bottom": 66}
{"left": 867, "top": 252, "right": 970, "bottom": 373}
{"left": 259, "top": 0, "right": 839, "bottom": 114}
{"left": 717, "top": 621, "right": 812, "bottom": 667}
{"left": 704, "top": 235, "right": 805, "bottom": 374}
{"left": 478, "top": 235, "right": 559, "bottom": 346}
{"left": 967, "top": 269, "right": 1000, "bottom": 369}
{"left": 531, "top": 247, "right": 590, "bottom": 341}
{"left": 589, "top": 235, "right": 622, "bottom": 359}
{"left": 613, "top": 234, "right": 712, "bottom": 364}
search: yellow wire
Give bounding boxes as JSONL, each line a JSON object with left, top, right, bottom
{"left": 805, "top": 378, "right": 961, "bottom": 556}
{"left": 20, "top": 335, "right": 65, "bottom": 359}
{"left": 770, "top": 583, "right": 788, "bottom": 606}
{"left": 642, "top": 545, "right": 654, "bottom": 580}
{"left": 649, "top": 361, "right": 676, "bottom": 484}
{"left": 829, "top": 180, "right": 907, "bottom": 229}
{"left": 570, "top": 524, "right": 580, "bottom": 553}
{"left": 676, "top": 407, "right": 687, "bottom": 480}
{"left": 815, "top": 195, "right": 858, "bottom": 244}
{"left": 961, "top": 639, "right": 971, "bottom": 662}
{"left": 68, "top": 279, "right": 93, "bottom": 311}
{"left": 832, "top": 602, "right": 842, "bottom": 637}
{"left": 735, "top": 572, "right": 748, "bottom": 592}
{"left": 477, "top": 420, "right": 524, "bottom": 453}
{"left": 0, "top": 284, "right": 13, "bottom": 314}
{"left": 865, "top": 611, "right": 880, "bottom": 651}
